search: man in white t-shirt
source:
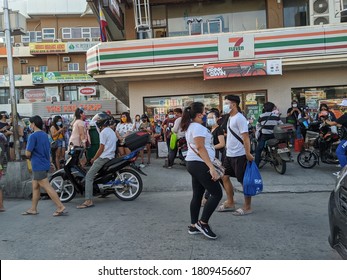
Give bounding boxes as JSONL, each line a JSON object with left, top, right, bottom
{"left": 77, "top": 112, "right": 117, "bottom": 209}
{"left": 218, "top": 95, "right": 254, "bottom": 216}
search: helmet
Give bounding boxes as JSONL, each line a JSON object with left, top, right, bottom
{"left": 92, "top": 112, "right": 111, "bottom": 129}
{"left": 319, "top": 110, "right": 329, "bottom": 118}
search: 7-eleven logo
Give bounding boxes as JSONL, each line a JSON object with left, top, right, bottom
{"left": 218, "top": 34, "right": 254, "bottom": 60}
{"left": 228, "top": 37, "right": 244, "bottom": 57}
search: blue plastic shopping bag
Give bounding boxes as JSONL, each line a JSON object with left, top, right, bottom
{"left": 243, "top": 161, "right": 263, "bottom": 196}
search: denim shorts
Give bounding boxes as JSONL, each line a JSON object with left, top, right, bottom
{"left": 55, "top": 139, "right": 65, "bottom": 148}
{"left": 32, "top": 170, "right": 48, "bottom": 180}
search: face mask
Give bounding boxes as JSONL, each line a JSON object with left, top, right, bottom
{"left": 168, "top": 114, "right": 174, "bottom": 119}
{"left": 207, "top": 118, "right": 216, "bottom": 127}
{"left": 82, "top": 115, "right": 86, "bottom": 121}
{"left": 121, "top": 117, "right": 127, "bottom": 122}
{"left": 223, "top": 104, "right": 231, "bottom": 114}
{"left": 56, "top": 121, "right": 62, "bottom": 126}
{"left": 292, "top": 104, "right": 298, "bottom": 108}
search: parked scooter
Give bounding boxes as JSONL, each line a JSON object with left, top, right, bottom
{"left": 49, "top": 133, "right": 148, "bottom": 203}
{"left": 297, "top": 122, "right": 339, "bottom": 168}
{"left": 258, "top": 124, "right": 294, "bottom": 174}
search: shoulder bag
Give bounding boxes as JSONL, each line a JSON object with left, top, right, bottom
{"left": 189, "top": 143, "right": 225, "bottom": 180}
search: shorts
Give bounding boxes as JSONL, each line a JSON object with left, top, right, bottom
{"left": 223, "top": 155, "right": 247, "bottom": 183}
{"left": 55, "top": 139, "right": 65, "bottom": 148}
{"left": 32, "top": 170, "right": 49, "bottom": 180}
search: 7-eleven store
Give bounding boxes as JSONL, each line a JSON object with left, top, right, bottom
{"left": 87, "top": 24, "right": 347, "bottom": 124}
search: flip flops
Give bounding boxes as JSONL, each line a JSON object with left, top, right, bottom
{"left": 76, "top": 203, "right": 95, "bottom": 209}
{"left": 217, "top": 203, "right": 236, "bottom": 212}
{"left": 53, "top": 210, "right": 68, "bottom": 217}
{"left": 21, "top": 211, "right": 39, "bottom": 215}
{"left": 232, "top": 208, "right": 253, "bottom": 216}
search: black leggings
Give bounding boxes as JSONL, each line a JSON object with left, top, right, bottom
{"left": 186, "top": 161, "right": 223, "bottom": 224}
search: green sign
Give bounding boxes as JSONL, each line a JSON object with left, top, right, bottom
{"left": 32, "top": 72, "right": 96, "bottom": 84}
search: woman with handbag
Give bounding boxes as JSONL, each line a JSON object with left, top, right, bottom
{"left": 181, "top": 102, "right": 222, "bottom": 240}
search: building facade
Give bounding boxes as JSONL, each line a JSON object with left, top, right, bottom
{"left": 0, "top": 0, "right": 127, "bottom": 118}
{"left": 86, "top": 0, "right": 347, "bottom": 123}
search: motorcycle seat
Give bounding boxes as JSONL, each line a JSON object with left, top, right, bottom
{"left": 98, "top": 157, "right": 124, "bottom": 173}
{"left": 267, "top": 138, "right": 279, "bottom": 146}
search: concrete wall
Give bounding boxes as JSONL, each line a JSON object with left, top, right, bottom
{"left": 128, "top": 67, "right": 347, "bottom": 115}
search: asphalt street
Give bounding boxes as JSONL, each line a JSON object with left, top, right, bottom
{"left": 0, "top": 152, "right": 342, "bottom": 260}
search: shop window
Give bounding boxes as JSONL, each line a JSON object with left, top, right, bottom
{"left": 63, "top": 86, "right": 78, "bottom": 102}
{"left": 143, "top": 93, "right": 220, "bottom": 122}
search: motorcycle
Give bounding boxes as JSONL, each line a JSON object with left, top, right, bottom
{"left": 297, "top": 122, "right": 340, "bottom": 168}
{"left": 49, "top": 144, "right": 147, "bottom": 203}
{"left": 258, "top": 124, "right": 294, "bottom": 174}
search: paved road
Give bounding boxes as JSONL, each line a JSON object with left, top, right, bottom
{"left": 0, "top": 190, "right": 341, "bottom": 260}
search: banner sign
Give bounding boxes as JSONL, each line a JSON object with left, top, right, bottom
{"left": 24, "top": 88, "right": 45, "bottom": 102}
{"left": 203, "top": 60, "right": 267, "bottom": 80}
{"left": 67, "top": 42, "right": 99, "bottom": 53}
{"left": 29, "top": 43, "right": 67, "bottom": 54}
{"left": 32, "top": 72, "right": 96, "bottom": 84}
{"left": 78, "top": 86, "right": 96, "bottom": 96}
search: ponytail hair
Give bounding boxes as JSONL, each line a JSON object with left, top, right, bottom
{"left": 181, "top": 102, "right": 204, "bottom": 131}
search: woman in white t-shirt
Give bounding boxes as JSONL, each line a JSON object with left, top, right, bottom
{"left": 181, "top": 102, "right": 222, "bottom": 240}
{"left": 115, "top": 112, "right": 133, "bottom": 156}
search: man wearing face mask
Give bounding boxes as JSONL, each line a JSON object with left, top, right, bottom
{"left": 162, "top": 109, "right": 176, "bottom": 167}
{"left": 217, "top": 95, "right": 254, "bottom": 216}
{"left": 286, "top": 100, "right": 302, "bottom": 142}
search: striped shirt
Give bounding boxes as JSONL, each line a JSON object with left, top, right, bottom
{"left": 256, "top": 112, "right": 283, "bottom": 136}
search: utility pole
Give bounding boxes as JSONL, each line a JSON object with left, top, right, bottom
{"left": 3, "top": 0, "right": 20, "bottom": 161}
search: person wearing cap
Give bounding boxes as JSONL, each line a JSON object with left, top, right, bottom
{"left": 218, "top": 95, "right": 254, "bottom": 216}
{"left": 325, "top": 99, "right": 347, "bottom": 171}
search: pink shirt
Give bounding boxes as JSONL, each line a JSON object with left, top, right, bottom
{"left": 69, "top": 119, "right": 86, "bottom": 146}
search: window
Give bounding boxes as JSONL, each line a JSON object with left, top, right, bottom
{"left": 63, "top": 86, "right": 78, "bottom": 101}
{"left": 26, "top": 66, "right": 35, "bottom": 74}
{"left": 42, "top": 28, "right": 55, "bottom": 40}
{"left": 3, "top": 67, "right": 8, "bottom": 75}
{"left": 68, "top": 63, "right": 79, "bottom": 71}
{"left": 39, "top": 66, "right": 48, "bottom": 72}
{"left": 62, "top": 27, "right": 100, "bottom": 40}
{"left": 283, "top": 0, "right": 309, "bottom": 27}
{"left": 21, "top": 31, "right": 42, "bottom": 43}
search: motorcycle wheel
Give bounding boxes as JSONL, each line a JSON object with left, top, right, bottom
{"left": 297, "top": 150, "right": 317, "bottom": 168}
{"left": 49, "top": 174, "right": 77, "bottom": 203}
{"left": 273, "top": 153, "right": 286, "bottom": 174}
{"left": 113, "top": 169, "right": 143, "bottom": 201}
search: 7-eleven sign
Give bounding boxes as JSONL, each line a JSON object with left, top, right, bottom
{"left": 218, "top": 34, "right": 255, "bottom": 60}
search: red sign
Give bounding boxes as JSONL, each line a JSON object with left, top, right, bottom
{"left": 203, "top": 60, "right": 267, "bottom": 80}
{"left": 45, "top": 103, "right": 102, "bottom": 113}
{"left": 79, "top": 86, "right": 96, "bottom": 96}
{"left": 24, "top": 89, "right": 45, "bottom": 102}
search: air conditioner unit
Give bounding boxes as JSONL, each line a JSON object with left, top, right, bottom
{"left": 53, "top": 39, "right": 62, "bottom": 43}
{"left": 310, "top": 0, "right": 341, "bottom": 25}
{"left": 63, "top": 57, "right": 70, "bottom": 62}
{"left": 19, "top": 59, "right": 28, "bottom": 64}
{"left": 14, "top": 43, "right": 23, "bottom": 47}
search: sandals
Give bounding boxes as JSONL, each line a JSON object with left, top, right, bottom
{"left": 22, "top": 210, "right": 39, "bottom": 215}
{"left": 76, "top": 203, "right": 95, "bottom": 209}
{"left": 232, "top": 208, "right": 253, "bottom": 216}
{"left": 53, "top": 210, "right": 68, "bottom": 217}
{"left": 217, "top": 203, "right": 236, "bottom": 212}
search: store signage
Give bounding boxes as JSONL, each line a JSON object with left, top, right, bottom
{"left": 32, "top": 72, "right": 96, "bottom": 84}
{"left": 203, "top": 60, "right": 267, "bottom": 80}
{"left": 24, "top": 88, "right": 45, "bottom": 102}
{"left": 67, "top": 42, "right": 99, "bottom": 53}
{"left": 79, "top": 86, "right": 96, "bottom": 96}
{"left": 29, "top": 43, "right": 67, "bottom": 54}
{"left": 218, "top": 34, "right": 255, "bottom": 60}
{"left": 45, "top": 103, "right": 102, "bottom": 114}
{"left": 0, "top": 75, "right": 22, "bottom": 86}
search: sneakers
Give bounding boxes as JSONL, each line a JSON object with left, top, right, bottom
{"left": 188, "top": 225, "right": 201, "bottom": 235}
{"left": 333, "top": 171, "right": 340, "bottom": 177}
{"left": 195, "top": 220, "right": 217, "bottom": 239}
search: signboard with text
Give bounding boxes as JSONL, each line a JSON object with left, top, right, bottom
{"left": 29, "top": 43, "right": 67, "bottom": 54}
{"left": 32, "top": 72, "right": 96, "bottom": 84}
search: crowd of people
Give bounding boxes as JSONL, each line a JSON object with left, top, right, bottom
{"left": 2, "top": 97, "right": 347, "bottom": 241}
